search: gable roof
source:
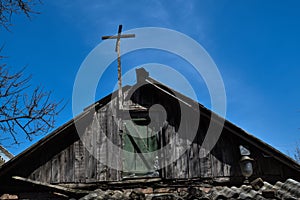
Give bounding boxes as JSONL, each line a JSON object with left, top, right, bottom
{"left": 133, "top": 68, "right": 300, "bottom": 173}
{"left": 0, "top": 68, "right": 299, "bottom": 180}
{"left": 0, "top": 86, "right": 131, "bottom": 179}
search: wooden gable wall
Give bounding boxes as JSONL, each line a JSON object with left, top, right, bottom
{"left": 29, "top": 98, "right": 122, "bottom": 183}
{"left": 23, "top": 83, "right": 300, "bottom": 186}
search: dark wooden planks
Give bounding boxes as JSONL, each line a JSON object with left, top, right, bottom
{"left": 51, "top": 154, "right": 60, "bottom": 183}
{"left": 163, "top": 124, "right": 173, "bottom": 179}
{"left": 59, "top": 149, "right": 66, "bottom": 183}
{"left": 188, "top": 143, "right": 201, "bottom": 178}
{"left": 97, "top": 109, "right": 108, "bottom": 181}
{"left": 174, "top": 132, "right": 189, "bottom": 179}
{"left": 199, "top": 146, "right": 212, "bottom": 178}
{"left": 84, "top": 116, "right": 97, "bottom": 183}
{"left": 65, "top": 144, "right": 75, "bottom": 182}
{"left": 43, "top": 159, "right": 52, "bottom": 183}
{"left": 74, "top": 140, "right": 85, "bottom": 183}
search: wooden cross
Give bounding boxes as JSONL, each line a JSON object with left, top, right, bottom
{"left": 102, "top": 25, "right": 135, "bottom": 110}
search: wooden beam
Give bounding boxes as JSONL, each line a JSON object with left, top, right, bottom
{"left": 0, "top": 145, "right": 14, "bottom": 159}
{"left": 58, "top": 177, "right": 162, "bottom": 189}
{"left": 12, "top": 176, "right": 89, "bottom": 198}
{"left": 145, "top": 79, "right": 192, "bottom": 108}
{"left": 101, "top": 34, "right": 136, "bottom": 40}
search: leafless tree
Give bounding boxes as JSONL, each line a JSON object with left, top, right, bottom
{"left": 0, "top": 57, "right": 63, "bottom": 144}
{"left": 294, "top": 144, "right": 300, "bottom": 163}
{"left": 0, "top": 0, "right": 41, "bottom": 30}
{"left": 0, "top": 0, "right": 63, "bottom": 145}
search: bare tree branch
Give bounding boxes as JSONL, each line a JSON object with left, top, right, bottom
{"left": 0, "top": 1, "right": 59, "bottom": 146}
{"left": 0, "top": 54, "right": 64, "bottom": 145}
{"left": 0, "top": 0, "right": 42, "bottom": 30}
{"left": 294, "top": 142, "right": 300, "bottom": 163}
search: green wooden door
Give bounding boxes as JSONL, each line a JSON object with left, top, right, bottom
{"left": 122, "top": 119, "right": 159, "bottom": 178}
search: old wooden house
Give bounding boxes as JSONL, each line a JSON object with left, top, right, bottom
{"left": 0, "top": 68, "right": 300, "bottom": 199}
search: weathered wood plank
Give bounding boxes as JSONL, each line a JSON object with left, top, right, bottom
{"left": 97, "top": 109, "right": 108, "bottom": 181}
{"left": 221, "top": 134, "right": 233, "bottom": 177}
{"left": 117, "top": 118, "right": 123, "bottom": 181}
{"left": 175, "top": 132, "right": 188, "bottom": 179}
{"left": 91, "top": 114, "right": 99, "bottom": 182}
{"left": 199, "top": 146, "right": 212, "bottom": 178}
{"left": 84, "top": 120, "right": 97, "bottom": 183}
{"left": 90, "top": 113, "right": 99, "bottom": 181}
{"left": 42, "top": 159, "right": 52, "bottom": 183}
{"left": 188, "top": 143, "right": 201, "bottom": 178}
{"left": 211, "top": 154, "right": 223, "bottom": 178}
{"left": 106, "top": 109, "right": 113, "bottom": 181}
{"left": 74, "top": 140, "right": 85, "bottom": 183}
{"left": 65, "top": 143, "right": 75, "bottom": 182}
{"left": 165, "top": 125, "right": 174, "bottom": 179}
{"left": 111, "top": 114, "right": 119, "bottom": 180}
{"left": 106, "top": 105, "right": 119, "bottom": 181}
{"left": 59, "top": 148, "right": 66, "bottom": 182}
{"left": 211, "top": 137, "right": 224, "bottom": 178}
{"left": 172, "top": 130, "right": 179, "bottom": 178}
{"left": 51, "top": 154, "right": 60, "bottom": 183}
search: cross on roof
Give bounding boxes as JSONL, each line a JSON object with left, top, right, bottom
{"left": 102, "top": 25, "right": 135, "bottom": 52}
{"left": 102, "top": 25, "right": 135, "bottom": 110}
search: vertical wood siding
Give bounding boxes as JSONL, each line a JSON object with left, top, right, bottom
{"left": 27, "top": 85, "right": 298, "bottom": 184}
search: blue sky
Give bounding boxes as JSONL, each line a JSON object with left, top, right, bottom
{"left": 1, "top": 0, "right": 300, "bottom": 158}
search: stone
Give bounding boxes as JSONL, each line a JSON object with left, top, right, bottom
{"left": 111, "top": 190, "right": 124, "bottom": 199}
{"left": 182, "top": 187, "right": 206, "bottom": 200}
{"left": 129, "top": 191, "right": 146, "bottom": 200}
{"left": 251, "top": 178, "right": 264, "bottom": 190}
